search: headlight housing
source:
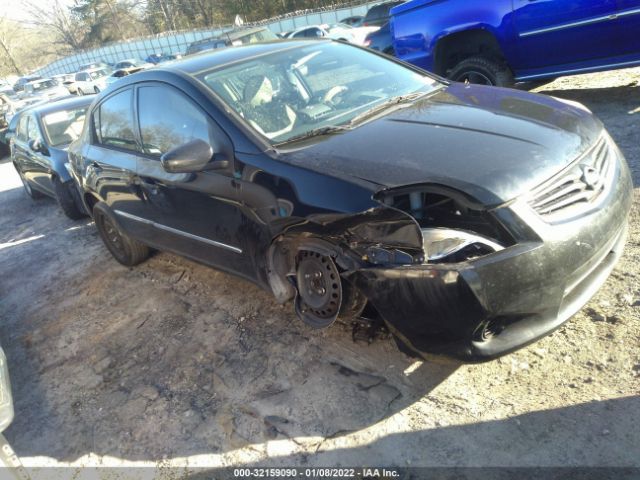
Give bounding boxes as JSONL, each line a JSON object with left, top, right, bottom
{"left": 422, "top": 228, "right": 504, "bottom": 262}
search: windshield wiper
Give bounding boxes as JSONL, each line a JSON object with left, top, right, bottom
{"left": 348, "top": 91, "right": 429, "bottom": 127}
{"left": 275, "top": 125, "right": 351, "bottom": 146}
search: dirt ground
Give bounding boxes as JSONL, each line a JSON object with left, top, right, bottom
{"left": 0, "top": 68, "right": 639, "bottom": 477}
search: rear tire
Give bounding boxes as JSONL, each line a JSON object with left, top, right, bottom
{"left": 448, "top": 56, "right": 514, "bottom": 87}
{"left": 94, "top": 86, "right": 100, "bottom": 94}
{"left": 94, "top": 205, "right": 150, "bottom": 266}
{"left": 77, "top": 88, "right": 84, "bottom": 96}
{"left": 17, "top": 168, "right": 44, "bottom": 199}
{"left": 53, "top": 177, "right": 86, "bottom": 220}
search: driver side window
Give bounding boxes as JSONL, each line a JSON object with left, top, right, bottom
{"left": 137, "top": 85, "right": 213, "bottom": 158}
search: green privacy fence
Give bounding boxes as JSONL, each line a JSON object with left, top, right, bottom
{"left": 37, "top": 0, "right": 380, "bottom": 77}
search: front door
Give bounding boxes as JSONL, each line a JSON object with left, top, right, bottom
{"left": 132, "top": 83, "right": 254, "bottom": 280}
{"left": 512, "top": 0, "right": 619, "bottom": 72}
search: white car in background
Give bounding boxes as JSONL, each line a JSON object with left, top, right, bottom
{"left": 23, "top": 78, "right": 69, "bottom": 102}
{"left": 52, "top": 73, "right": 79, "bottom": 95}
{"left": 74, "top": 67, "right": 110, "bottom": 95}
{"left": 284, "top": 23, "right": 376, "bottom": 46}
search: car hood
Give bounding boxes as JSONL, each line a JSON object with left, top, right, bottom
{"left": 278, "top": 83, "right": 603, "bottom": 206}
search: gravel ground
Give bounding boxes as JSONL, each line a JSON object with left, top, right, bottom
{"left": 0, "top": 68, "right": 638, "bottom": 477}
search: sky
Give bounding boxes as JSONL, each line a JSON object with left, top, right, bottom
{"left": 1, "top": 0, "right": 74, "bottom": 23}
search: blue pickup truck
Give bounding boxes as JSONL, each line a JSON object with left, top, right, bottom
{"left": 391, "top": 0, "right": 640, "bottom": 86}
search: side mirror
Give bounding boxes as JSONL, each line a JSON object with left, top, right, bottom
{"left": 28, "top": 138, "right": 45, "bottom": 154}
{"left": 160, "top": 138, "right": 227, "bottom": 173}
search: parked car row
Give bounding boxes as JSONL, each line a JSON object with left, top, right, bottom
{"left": 6, "top": 39, "right": 632, "bottom": 363}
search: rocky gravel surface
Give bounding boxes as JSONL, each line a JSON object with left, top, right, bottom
{"left": 0, "top": 68, "right": 638, "bottom": 477}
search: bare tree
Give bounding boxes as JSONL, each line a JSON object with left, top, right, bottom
{"left": 0, "top": 16, "right": 24, "bottom": 75}
{"left": 24, "top": 0, "right": 85, "bottom": 51}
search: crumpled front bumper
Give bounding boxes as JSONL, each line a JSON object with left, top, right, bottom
{"left": 347, "top": 143, "right": 633, "bottom": 362}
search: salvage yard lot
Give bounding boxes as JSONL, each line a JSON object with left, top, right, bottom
{"left": 0, "top": 68, "right": 639, "bottom": 472}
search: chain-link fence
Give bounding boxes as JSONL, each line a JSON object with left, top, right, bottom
{"left": 37, "top": 0, "right": 379, "bottom": 77}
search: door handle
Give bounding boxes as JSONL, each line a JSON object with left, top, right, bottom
{"left": 137, "top": 177, "right": 160, "bottom": 195}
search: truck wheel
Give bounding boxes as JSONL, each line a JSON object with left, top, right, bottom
{"left": 448, "top": 56, "right": 514, "bottom": 87}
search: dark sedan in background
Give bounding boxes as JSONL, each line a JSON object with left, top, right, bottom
{"left": 69, "top": 40, "right": 631, "bottom": 361}
{"left": 11, "top": 96, "right": 91, "bottom": 219}
{"left": 363, "top": 22, "right": 393, "bottom": 55}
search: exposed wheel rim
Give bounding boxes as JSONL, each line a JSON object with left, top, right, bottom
{"left": 296, "top": 251, "right": 341, "bottom": 324}
{"left": 99, "top": 214, "right": 126, "bottom": 258}
{"left": 454, "top": 70, "right": 494, "bottom": 86}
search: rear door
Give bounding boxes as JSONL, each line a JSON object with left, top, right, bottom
{"left": 13, "top": 114, "right": 54, "bottom": 195}
{"left": 615, "top": 0, "right": 640, "bottom": 56}
{"left": 133, "top": 83, "right": 254, "bottom": 279}
{"left": 512, "top": 0, "right": 619, "bottom": 72}
{"left": 12, "top": 115, "right": 33, "bottom": 181}
{"left": 84, "top": 88, "right": 151, "bottom": 238}
{"left": 74, "top": 72, "right": 87, "bottom": 93}
{"left": 25, "top": 114, "right": 54, "bottom": 193}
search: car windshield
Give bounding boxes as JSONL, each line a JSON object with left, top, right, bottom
{"left": 89, "top": 69, "right": 108, "bottom": 80}
{"left": 31, "top": 80, "right": 58, "bottom": 91}
{"left": 42, "top": 106, "right": 88, "bottom": 147}
{"left": 198, "top": 42, "right": 439, "bottom": 145}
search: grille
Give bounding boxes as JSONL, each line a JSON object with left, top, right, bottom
{"left": 529, "top": 135, "right": 615, "bottom": 222}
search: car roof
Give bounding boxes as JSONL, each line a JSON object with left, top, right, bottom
{"left": 162, "top": 39, "right": 329, "bottom": 75}
{"left": 79, "top": 67, "right": 107, "bottom": 73}
{"left": 290, "top": 24, "right": 327, "bottom": 33}
{"left": 28, "top": 95, "right": 94, "bottom": 116}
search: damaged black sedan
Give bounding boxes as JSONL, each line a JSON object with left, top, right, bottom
{"left": 68, "top": 40, "right": 632, "bottom": 361}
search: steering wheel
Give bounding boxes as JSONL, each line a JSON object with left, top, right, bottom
{"left": 323, "top": 85, "right": 349, "bottom": 107}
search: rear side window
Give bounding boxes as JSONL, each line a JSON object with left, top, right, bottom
{"left": 137, "top": 85, "right": 212, "bottom": 157}
{"left": 16, "top": 115, "right": 28, "bottom": 141}
{"left": 27, "top": 116, "right": 40, "bottom": 140}
{"left": 93, "top": 89, "right": 138, "bottom": 151}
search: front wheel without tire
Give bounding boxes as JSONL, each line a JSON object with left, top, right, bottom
{"left": 448, "top": 56, "right": 514, "bottom": 87}
{"left": 295, "top": 251, "right": 343, "bottom": 329}
{"left": 53, "top": 178, "right": 86, "bottom": 220}
{"left": 94, "top": 206, "right": 150, "bottom": 266}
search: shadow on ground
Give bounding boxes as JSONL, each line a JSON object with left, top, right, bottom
{"left": 188, "top": 396, "right": 640, "bottom": 472}
{"left": 0, "top": 173, "right": 460, "bottom": 461}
